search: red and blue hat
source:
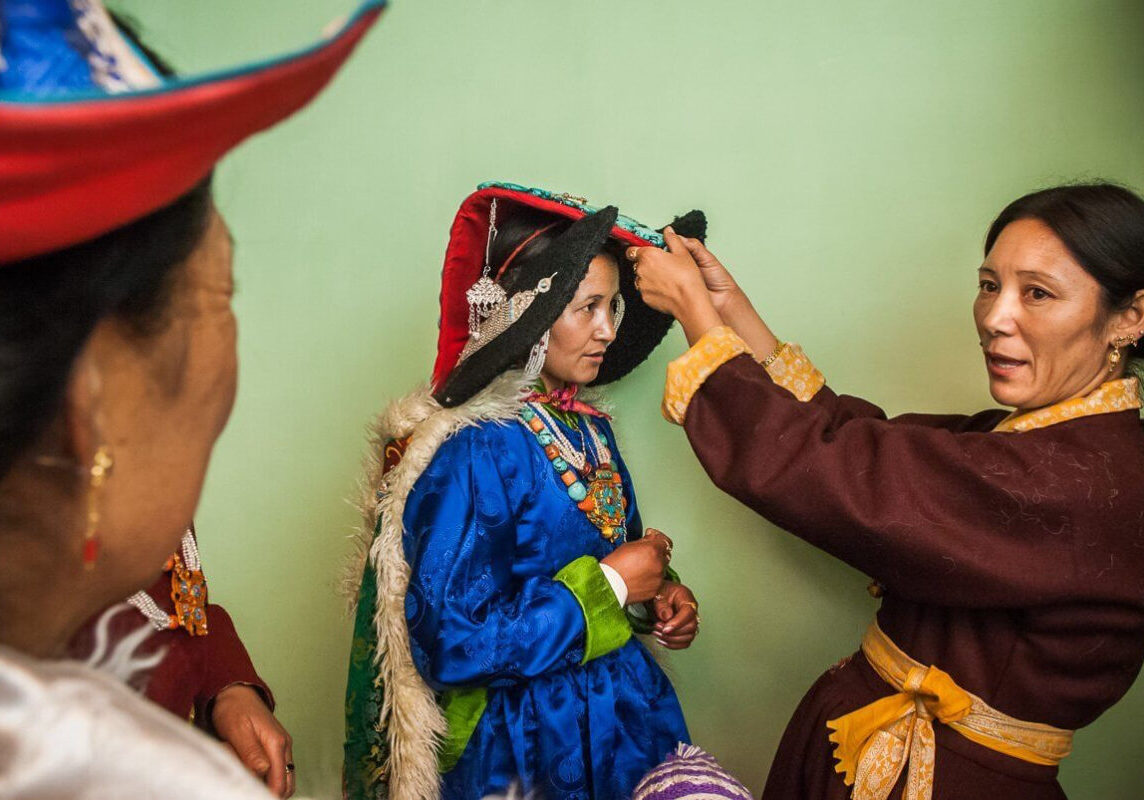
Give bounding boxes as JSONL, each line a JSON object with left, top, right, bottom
{"left": 0, "top": 0, "right": 386, "bottom": 264}
{"left": 433, "top": 182, "right": 707, "bottom": 407}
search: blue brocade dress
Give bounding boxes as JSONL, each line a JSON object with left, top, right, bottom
{"left": 402, "top": 412, "right": 688, "bottom": 800}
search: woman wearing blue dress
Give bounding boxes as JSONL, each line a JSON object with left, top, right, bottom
{"left": 343, "top": 183, "right": 705, "bottom": 800}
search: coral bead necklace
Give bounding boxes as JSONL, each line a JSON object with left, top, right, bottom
{"left": 520, "top": 402, "right": 628, "bottom": 543}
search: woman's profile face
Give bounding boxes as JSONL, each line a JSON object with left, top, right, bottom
{"left": 974, "top": 217, "right": 1118, "bottom": 413}
{"left": 93, "top": 207, "right": 238, "bottom": 594}
{"left": 541, "top": 254, "right": 621, "bottom": 389}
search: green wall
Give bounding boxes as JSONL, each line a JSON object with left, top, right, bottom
{"left": 109, "top": 1, "right": 1144, "bottom": 796}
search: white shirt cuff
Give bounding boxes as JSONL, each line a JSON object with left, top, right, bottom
{"left": 599, "top": 562, "right": 629, "bottom": 607}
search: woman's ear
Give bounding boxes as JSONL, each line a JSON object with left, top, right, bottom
{"left": 62, "top": 346, "right": 105, "bottom": 469}
{"left": 1112, "top": 289, "right": 1144, "bottom": 344}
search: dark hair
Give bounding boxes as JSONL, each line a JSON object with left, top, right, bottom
{"left": 0, "top": 18, "right": 214, "bottom": 480}
{"left": 985, "top": 184, "right": 1144, "bottom": 356}
{"left": 489, "top": 202, "right": 623, "bottom": 295}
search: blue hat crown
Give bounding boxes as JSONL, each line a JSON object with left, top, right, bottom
{"left": 0, "top": 0, "right": 159, "bottom": 96}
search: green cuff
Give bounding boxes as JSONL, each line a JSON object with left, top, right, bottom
{"left": 437, "top": 687, "right": 488, "bottom": 773}
{"left": 555, "top": 556, "right": 632, "bottom": 663}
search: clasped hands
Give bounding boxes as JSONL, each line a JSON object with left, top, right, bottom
{"left": 600, "top": 528, "right": 700, "bottom": 650}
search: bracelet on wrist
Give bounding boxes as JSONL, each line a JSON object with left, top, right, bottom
{"left": 761, "top": 341, "right": 786, "bottom": 368}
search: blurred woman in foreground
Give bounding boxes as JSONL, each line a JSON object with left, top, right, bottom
{"left": 0, "top": 1, "right": 382, "bottom": 797}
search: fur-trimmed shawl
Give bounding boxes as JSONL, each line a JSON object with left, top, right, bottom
{"left": 345, "top": 370, "right": 537, "bottom": 800}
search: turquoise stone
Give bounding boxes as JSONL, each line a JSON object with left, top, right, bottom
{"left": 552, "top": 457, "right": 568, "bottom": 472}
{"left": 537, "top": 432, "right": 554, "bottom": 446}
{"left": 520, "top": 407, "right": 535, "bottom": 421}
{"left": 567, "top": 481, "right": 588, "bottom": 502}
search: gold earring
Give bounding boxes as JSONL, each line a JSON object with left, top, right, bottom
{"left": 82, "top": 446, "right": 113, "bottom": 570}
{"left": 1108, "top": 347, "right": 1122, "bottom": 372}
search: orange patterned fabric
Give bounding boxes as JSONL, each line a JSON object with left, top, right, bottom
{"left": 662, "top": 327, "right": 826, "bottom": 425}
{"left": 765, "top": 342, "right": 825, "bottom": 403}
{"left": 171, "top": 553, "right": 208, "bottom": 636}
{"left": 827, "top": 621, "right": 1073, "bottom": 800}
{"left": 662, "top": 327, "right": 753, "bottom": 425}
{"left": 993, "top": 377, "right": 1141, "bottom": 433}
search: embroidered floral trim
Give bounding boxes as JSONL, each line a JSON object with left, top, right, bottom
{"left": 993, "top": 377, "right": 1141, "bottom": 433}
{"left": 662, "top": 327, "right": 827, "bottom": 424}
{"left": 765, "top": 343, "right": 825, "bottom": 403}
{"left": 662, "top": 326, "right": 753, "bottom": 425}
{"left": 827, "top": 621, "right": 1072, "bottom": 800}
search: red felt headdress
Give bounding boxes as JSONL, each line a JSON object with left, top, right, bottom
{"left": 0, "top": 1, "right": 386, "bottom": 264}
{"left": 431, "top": 182, "right": 707, "bottom": 406}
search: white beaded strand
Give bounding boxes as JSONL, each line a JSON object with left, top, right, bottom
{"left": 527, "top": 403, "right": 611, "bottom": 470}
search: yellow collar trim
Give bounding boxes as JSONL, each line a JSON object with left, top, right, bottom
{"left": 993, "top": 377, "right": 1141, "bottom": 433}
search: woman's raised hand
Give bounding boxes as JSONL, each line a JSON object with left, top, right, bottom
{"left": 600, "top": 528, "right": 674, "bottom": 604}
{"left": 678, "top": 236, "right": 741, "bottom": 313}
{"left": 628, "top": 228, "right": 724, "bottom": 345}
{"left": 646, "top": 229, "right": 780, "bottom": 356}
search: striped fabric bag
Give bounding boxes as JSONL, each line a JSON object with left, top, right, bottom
{"left": 631, "top": 744, "right": 753, "bottom": 800}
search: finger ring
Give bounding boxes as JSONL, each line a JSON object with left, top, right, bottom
{"left": 626, "top": 246, "right": 640, "bottom": 261}
{"left": 285, "top": 763, "right": 296, "bottom": 774}
{"left": 655, "top": 593, "right": 665, "bottom": 601}
{"left": 682, "top": 601, "right": 698, "bottom": 611}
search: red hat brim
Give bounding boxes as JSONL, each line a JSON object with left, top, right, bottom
{"left": 431, "top": 185, "right": 663, "bottom": 392}
{"left": 0, "top": 2, "right": 385, "bottom": 264}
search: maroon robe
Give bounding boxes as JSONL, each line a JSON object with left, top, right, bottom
{"left": 683, "top": 354, "right": 1144, "bottom": 799}
{"left": 68, "top": 564, "right": 273, "bottom": 736}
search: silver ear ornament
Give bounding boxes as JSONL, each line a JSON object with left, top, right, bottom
{"left": 612, "top": 293, "right": 625, "bottom": 333}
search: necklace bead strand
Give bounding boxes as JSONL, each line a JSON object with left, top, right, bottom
{"left": 519, "top": 403, "right": 627, "bottom": 542}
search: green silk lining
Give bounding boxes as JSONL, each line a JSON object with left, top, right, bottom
{"left": 437, "top": 687, "right": 488, "bottom": 773}
{"left": 555, "top": 555, "right": 632, "bottom": 663}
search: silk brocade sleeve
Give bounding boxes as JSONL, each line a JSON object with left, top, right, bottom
{"left": 402, "top": 426, "right": 628, "bottom": 691}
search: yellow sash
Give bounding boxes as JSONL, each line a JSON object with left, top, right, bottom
{"left": 827, "top": 621, "right": 1073, "bottom": 800}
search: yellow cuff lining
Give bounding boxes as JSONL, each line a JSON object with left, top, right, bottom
{"left": 764, "top": 342, "right": 825, "bottom": 402}
{"left": 662, "top": 326, "right": 752, "bottom": 425}
{"left": 661, "top": 328, "right": 827, "bottom": 424}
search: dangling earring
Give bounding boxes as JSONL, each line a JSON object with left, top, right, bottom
{"left": 1109, "top": 336, "right": 1137, "bottom": 373}
{"left": 83, "top": 446, "right": 114, "bottom": 570}
{"left": 612, "top": 294, "right": 626, "bottom": 333}
{"left": 524, "top": 330, "right": 551, "bottom": 380}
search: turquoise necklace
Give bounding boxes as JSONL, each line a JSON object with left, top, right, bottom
{"left": 519, "top": 402, "right": 628, "bottom": 542}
